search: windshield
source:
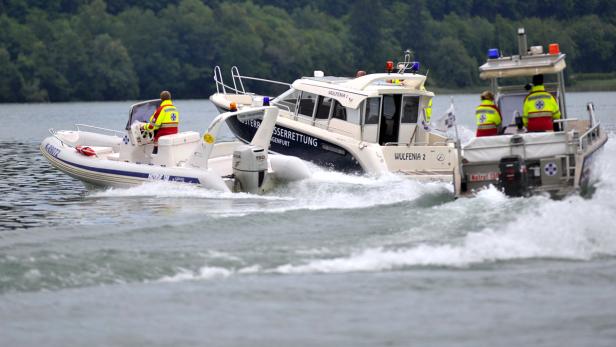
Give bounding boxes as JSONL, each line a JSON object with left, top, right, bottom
{"left": 272, "top": 88, "right": 299, "bottom": 112}
{"left": 126, "top": 99, "right": 160, "bottom": 130}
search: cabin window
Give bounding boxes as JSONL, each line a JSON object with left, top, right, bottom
{"left": 346, "top": 107, "right": 361, "bottom": 124}
{"left": 331, "top": 100, "right": 347, "bottom": 121}
{"left": 315, "top": 96, "right": 333, "bottom": 119}
{"left": 401, "top": 96, "right": 419, "bottom": 123}
{"left": 364, "top": 98, "right": 381, "bottom": 124}
{"left": 297, "top": 92, "right": 317, "bottom": 118}
{"left": 274, "top": 89, "right": 300, "bottom": 112}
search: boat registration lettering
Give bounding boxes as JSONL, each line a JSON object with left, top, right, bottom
{"left": 469, "top": 172, "right": 499, "bottom": 182}
{"left": 147, "top": 173, "right": 190, "bottom": 183}
{"left": 328, "top": 90, "right": 347, "bottom": 98}
{"left": 239, "top": 118, "right": 318, "bottom": 147}
{"left": 45, "top": 144, "right": 61, "bottom": 158}
{"left": 394, "top": 152, "right": 425, "bottom": 160}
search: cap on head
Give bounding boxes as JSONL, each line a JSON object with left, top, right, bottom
{"left": 480, "top": 91, "right": 494, "bottom": 100}
{"left": 160, "top": 90, "right": 171, "bottom": 100}
{"left": 532, "top": 74, "right": 543, "bottom": 86}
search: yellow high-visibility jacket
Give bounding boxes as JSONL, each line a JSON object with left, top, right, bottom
{"left": 522, "top": 85, "right": 561, "bottom": 127}
{"left": 475, "top": 99, "right": 502, "bottom": 128}
{"left": 144, "top": 100, "right": 179, "bottom": 131}
{"left": 425, "top": 98, "right": 432, "bottom": 123}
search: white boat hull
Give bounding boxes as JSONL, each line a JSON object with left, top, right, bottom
{"left": 40, "top": 106, "right": 311, "bottom": 193}
{"left": 41, "top": 136, "right": 228, "bottom": 190}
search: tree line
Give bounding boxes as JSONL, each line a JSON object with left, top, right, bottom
{"left": 1, "top": 0, "right": 615, "bottom": 102}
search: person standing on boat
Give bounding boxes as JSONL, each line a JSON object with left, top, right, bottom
{"left": 523, "top": 74, "right": 561, "bottom": 132}
{"left": 425, "top": 97, "right": 432, "bottom": 123}
{"left": 142, "top": 91, "right": 179, "bottom": 143}
{"left": 475, "top": 91, "right": 502, "bottom": 137}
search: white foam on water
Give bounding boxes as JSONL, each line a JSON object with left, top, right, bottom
{"left": 89, "top": 181, "right": 291, "bottom": 201}
{"left": 272, "top": 169, "right": 452, "bottom": 211}
{"left": 157, "top": 264, "right": 265, "bottom": 283}
{"left": 158, "top": 266, "right": 233, "bottom": 282}
{"left": 273, "top": 137, "right": 616, "bottom": 274}
{"left": 273, "top": 191, "right": 616, "bottom": 273}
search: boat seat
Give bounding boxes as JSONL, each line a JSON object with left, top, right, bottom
{"left": 157, "top": 132, "right": 201, "bottom": 146}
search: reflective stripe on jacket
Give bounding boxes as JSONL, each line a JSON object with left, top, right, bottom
{"left": 522, "top": 85, "right": 561, "bottom": 127}
{"left": 144, "top": 99, "right": 179, "bottom": 141}
{"left": 475, "top": 99, "right": 501, "bottom": 137}
{"left": 475, "top": 99, "right": 502, "bottom": 126}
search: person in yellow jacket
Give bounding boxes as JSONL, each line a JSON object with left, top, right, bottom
{"left": 142, "top": 90, "right": 180, "bottom": 143}
{"left": 425, "top": 97, "right": 432, "bottom": 123}
{"left": 523, "top": 74, "right": 561, "bottom": 132}
{"left": 475, "top": 91, "right": 502, "bottom": 137}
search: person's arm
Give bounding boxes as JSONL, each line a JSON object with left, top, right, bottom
{"left": 522, "top": 101, "right": 530, "bottom": 127}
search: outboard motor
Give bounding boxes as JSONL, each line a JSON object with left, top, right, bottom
{"left": 498, "top": 156, "right": 528, "bottom": 197}
{"left": 232, "top": 145, "right": 269, "bottom": 194}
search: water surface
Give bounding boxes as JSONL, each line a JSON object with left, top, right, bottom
{"left": 1, "top": 94, "right": 615, "bottom": 346}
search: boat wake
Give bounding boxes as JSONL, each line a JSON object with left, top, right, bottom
{"left": 87, "top": 165, "right": 454, "bottom": 215}
{"left": 154, "top": 135, "right": 616, "bottom": 281}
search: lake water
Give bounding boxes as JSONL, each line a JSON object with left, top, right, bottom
{"left": 1, "top": 93, "right": 616, "bottom": 346}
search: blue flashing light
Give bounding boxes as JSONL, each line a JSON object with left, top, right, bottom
{"left": 410, "top": 61, "right": 420, "bottom": 72}
{"left": 488, "top": 48, "right": 500, "bottom": 59}
{"left": 262, "top": 96, "right": 270, "bottom": 106}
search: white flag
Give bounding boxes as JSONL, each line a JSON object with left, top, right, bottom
{"left": 434, "top": 101, "right": 456, "bottom": 132}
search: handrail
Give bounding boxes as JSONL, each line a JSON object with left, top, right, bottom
{"left": 464, "top": 138, "right": 576, "bottom": 151}
{"left": 235, "top": 75, "right": 291, "bottom": 87}
{"left": 75, "top": 124, "right": 124, "bottom": 136}
{"left": 48, "top": 128, "right": 68, "bottom": 147}
{"left": 383, "top": 141, "right": 451, "bottom": 146}
{"left": 214, "top": 66, "right": 226, "bottom": 94}
{"left": 218, "top": 82, "right": 248, "bottom": 95}
{"left": 271, "top": 101, "right": 292, "bottom": 112}
{"left": 578, "top": 122, "right": 601, "bottom": 151}
{"left": 214, "top": 65, "right": 291, "bottom": 97}
{"left": 231, "top": 66, "right": 246, "bottom": 94}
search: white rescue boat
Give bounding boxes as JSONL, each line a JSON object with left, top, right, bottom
{"left": 456, "top": 28, "right": 608, "bottom": 197}
{"left": 209, "top": 52, "right": 460, "bottom": 185}
{"left": 40, "top": 101, "right": 311, "bottom": 194}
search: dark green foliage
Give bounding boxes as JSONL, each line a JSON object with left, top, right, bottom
{"left": 0, "top": 0, "right": 615, "bottom": 102}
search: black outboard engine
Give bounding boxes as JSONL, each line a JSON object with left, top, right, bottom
{"left": 498, "top": 156, "right": 528, "bottom": 197}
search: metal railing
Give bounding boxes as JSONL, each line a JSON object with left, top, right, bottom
{"left": 576, "top": 102, "right": 602, "bottom": 152}
{"left": 75, "top": 124, "right": 124, "bottom": 136}
{"left": 48, "top": 128, "right": 68, "bottom": 147}
{"left": 213, "top": 65, "right": 291, "bottom": 96}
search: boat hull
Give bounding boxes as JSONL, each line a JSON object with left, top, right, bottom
{"left": 224, "top": 111, "right": 364, "bottom": 173}
{"left": 458, "top": 130, "right": 608, "bottom": 198}
{"left": 40, "top": 136, "right": 229, "bottom": 191}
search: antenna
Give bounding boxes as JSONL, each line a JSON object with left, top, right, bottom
{"left": 517, "top": 28, "right": 528, "bottom": 56}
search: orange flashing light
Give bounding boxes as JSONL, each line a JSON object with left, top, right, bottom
{"left": 229, "top": 102, "right": 237, "bottom": 111}
{"left": 549, "top": 43, "right": 560, "bottom": 55}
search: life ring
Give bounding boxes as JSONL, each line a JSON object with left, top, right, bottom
{"left": 75, "top": 145, "right": 96, "bottom": 156}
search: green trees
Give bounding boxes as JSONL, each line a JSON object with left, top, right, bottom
{"left": 0, "top": 0, "right": 615, "bottom": 102}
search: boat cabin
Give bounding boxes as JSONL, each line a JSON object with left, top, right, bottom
{"left": 480, "top": 28, "right": 570, "bottom": 133}
{"left": 272, "top": 71, "right": 434, "bottom": 146}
